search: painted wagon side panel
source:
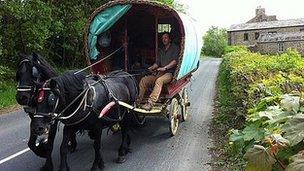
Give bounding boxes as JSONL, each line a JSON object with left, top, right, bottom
{"left": 88, "top": 5, "right": 131, "bottom": 60}
{"left": 176, "top": 13, "right": 202, "bottom": 80}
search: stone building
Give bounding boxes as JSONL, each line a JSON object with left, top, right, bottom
{"left": 228, "top": 6, "right": 304, "bottom": 55}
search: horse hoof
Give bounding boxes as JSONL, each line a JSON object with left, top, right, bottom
{"left": 40, "top": 165, "right": 53, "bottom": 171}
{"left": 98, "top": 160, "right": 105, "bottom": 169}
{"left": 58, "top": 166, "right": 70, "bottom": 171}
{"left": 91, "top": 160, "right": 104, "bottom": 171}
{"left": 116, "top": 156, "right": 126, "bottom": 163}
{"left": 90, "top": 165, "right": 99, "bottom": 171}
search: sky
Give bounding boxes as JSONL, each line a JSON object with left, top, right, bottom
{"left": 176, "top": 0, "right": 304, "bottom": 35}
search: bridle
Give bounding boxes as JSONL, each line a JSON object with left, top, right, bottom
{"left": 34, "top": 81, "right": 95, "bottom": 126}
{"left": 16, "top": 59, "right": 41, "bottom": 93}
{"left": 33, "top": 87, "right": 60, "bottom": 120}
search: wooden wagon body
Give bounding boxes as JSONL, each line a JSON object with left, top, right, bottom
{"left": 83, "top": 0, "right": 202, "bottom": 135}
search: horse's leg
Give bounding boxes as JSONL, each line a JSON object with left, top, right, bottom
{"left": 91, "top": 126, "right": 104, "bottom": 171}
{"left": 59, "top": 126, "right": 72, "bottom": 171}
{"left": 117, "top": 116, "right": 131, "bottom": 163}
{"left": 28, "top": 133, "right": 45, "bottom": 156}
{"left": 40, "top": 120, "right": 58, "bottom": 171}
{"left": 68, "top": 131, "right": 77, "bottom": 153}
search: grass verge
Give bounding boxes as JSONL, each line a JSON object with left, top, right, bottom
{"left": 209, "top": 61, "right": 246, "bottom": 170}
{"left": 0, "top": 81, "right": 21, "bottom": 113}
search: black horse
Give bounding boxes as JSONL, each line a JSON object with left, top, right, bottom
{"left": 15, "top": 53, "right": 77, "bottom": 171}
{"left": 33, "top": 70, "right": 138, "bottom": 171}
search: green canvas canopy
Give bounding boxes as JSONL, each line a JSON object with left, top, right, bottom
{"left": 88, "top": 4, "right": 131, "bottom": 60}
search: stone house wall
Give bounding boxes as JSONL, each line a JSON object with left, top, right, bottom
{"left": 228, "top": 26, "right": 304, "bottom": 46}
{"left": 257, "top": 40, "right": 304, "bottom": 55}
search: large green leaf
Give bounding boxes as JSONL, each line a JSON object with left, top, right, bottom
{"left": 242, "top": 122, "right": 265, "bottom": 141}
{"left": 230, "top": 129, "right": 244, "bottom": 142}
{"left": 282, "top": 114, "right": 304, "bottom": 146}
{"left": 286, "top": 152, "right": 304, "bottom": 171}
{"left": 244, "top": 145, "right": 276, "bottom": 171}
{"left": 281, "top": 94, "right": 300, "bottom": 112}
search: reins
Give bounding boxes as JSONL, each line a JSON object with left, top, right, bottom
{"left": 74, "top": 46, "right": 123, "bottom": 75}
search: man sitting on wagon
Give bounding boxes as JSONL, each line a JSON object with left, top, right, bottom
{"left": 137, "top": 32, "right": 180, "bottom": 110}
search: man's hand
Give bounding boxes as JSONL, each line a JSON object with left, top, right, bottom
{"left": 148, "top": 63, "right": 158, "bottom": 72}
{"left": 157, "top": 67, "right": 166, "bottom": 72}
{"left": 148, "top": 67, "right": 156, "bottom": 72}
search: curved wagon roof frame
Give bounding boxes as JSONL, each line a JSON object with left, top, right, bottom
{"left": 83, "top": 0, "right": 202, "bottom": 81}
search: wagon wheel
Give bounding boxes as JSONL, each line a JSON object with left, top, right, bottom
{"left": 169, "top": 97, "right": 181, "bottom": 136}
{"left": 181, "top": 87, "right": 190, "bottom": 121}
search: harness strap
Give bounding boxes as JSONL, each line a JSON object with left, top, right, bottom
{"left": 74, "top": 46, "right": 123, "bottom": 75}
{"left": 17, "top": 87, "right": 33, "bottom": 92}
{"left": 58, "top": 85, "right": 95, "bottom": 120}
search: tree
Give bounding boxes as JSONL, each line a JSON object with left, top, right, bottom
{"left": 0, "top": 0, "right": 109, "bottom": 67}
{"left": 202, "top": 26, "right": 228, "bottom": 57}
{"left": 155, "top": 0, "right": 174, "bottom": 6}
{"left": 1, "top": 0, "right": 53, "bottom": 66}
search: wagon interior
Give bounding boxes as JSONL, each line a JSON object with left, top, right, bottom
{"left": 90, "top": 4, "right": 184, "bottom": 80}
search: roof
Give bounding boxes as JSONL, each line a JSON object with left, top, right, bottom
{"left": 229, "top": 18, "right": 304, "bottom": 32}
{"left": 258, "top": 32, "right": 304, "bottom": 43}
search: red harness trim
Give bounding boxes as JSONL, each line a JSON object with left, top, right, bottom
{"left": 37, "top": 90, "right": 45, "bottom": 103}
{"left": 99, "top": 101, "right": 116, "bottom": 118}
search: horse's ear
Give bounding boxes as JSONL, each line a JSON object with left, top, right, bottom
{"left": 32, "top": 53, "right": 40, "bottom": 63}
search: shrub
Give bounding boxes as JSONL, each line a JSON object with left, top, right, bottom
{"left": 218, "top": 48, "right": 304, "bottom": 170}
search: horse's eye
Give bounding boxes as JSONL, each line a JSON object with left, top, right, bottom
{"left": 48, "top": 93, "right": 56, "bottom": 106}
{"left": 32, "top": 67, "right": 39, "bottom": 77}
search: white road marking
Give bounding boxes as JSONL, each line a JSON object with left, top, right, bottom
{"left": 0, "top": 147, "right": 30, "bottom": 165}
{"left": 0, "top": 143, "right": 39, "bottom": 165}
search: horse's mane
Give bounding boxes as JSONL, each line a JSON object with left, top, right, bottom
{"left": 53, "top": 71, "right": 86, "bottom": 100}
{"left": 33, "top": 53, "right": 57, "bottom": 78}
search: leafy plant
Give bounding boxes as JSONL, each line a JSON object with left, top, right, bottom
{"left": 216, "top": 48, "right": 304, "bottom": 170}
{"left": 286, "top": 151, "right": 304, "bottom": 171}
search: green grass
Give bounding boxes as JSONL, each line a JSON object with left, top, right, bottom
{"left": 0, "top": 80, "right": 17, "bottom": 109}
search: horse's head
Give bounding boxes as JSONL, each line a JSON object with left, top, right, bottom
{"left": 16, "top": 54, "right": 39, "bottom": 106}
{"left": 16, "top": 53, "right": 57, "bottom": 106}
{"left": 32, "top": 79, "right": 62, "bottom": 137}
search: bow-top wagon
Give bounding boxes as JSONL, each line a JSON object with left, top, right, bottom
{"left": 83, "top": 0, "right": 202, "bottom": 135}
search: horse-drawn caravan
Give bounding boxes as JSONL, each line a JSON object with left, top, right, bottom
{"left": 84, "top": 0, "right": 202, "bottom": 135}
{"left": 16, "top": 0, "right": 201, "bottom": 170}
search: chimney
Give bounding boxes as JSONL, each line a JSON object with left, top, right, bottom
{"left": 256, "top": 6, "right": 265, "bottom": 16}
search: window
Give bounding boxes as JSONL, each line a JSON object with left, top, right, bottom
{"left": 244, "top": 33, "right": 248, "bottom": 41}
{"left": 277, "top": 42, "right": 284, "bottom": 52}
{"left": 255, "top": 32, "right": 260, "bottom": 40}
{"left": 158, "top": 24, "right": 171, "bottom": 33}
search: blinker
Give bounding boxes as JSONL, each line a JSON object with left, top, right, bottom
{"left": 48, "top": 93, "right": 56, "bottom": 106}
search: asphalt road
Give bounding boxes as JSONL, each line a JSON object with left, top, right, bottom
{"left": 0, "top": 58, "right": 222, "bottom": 171}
